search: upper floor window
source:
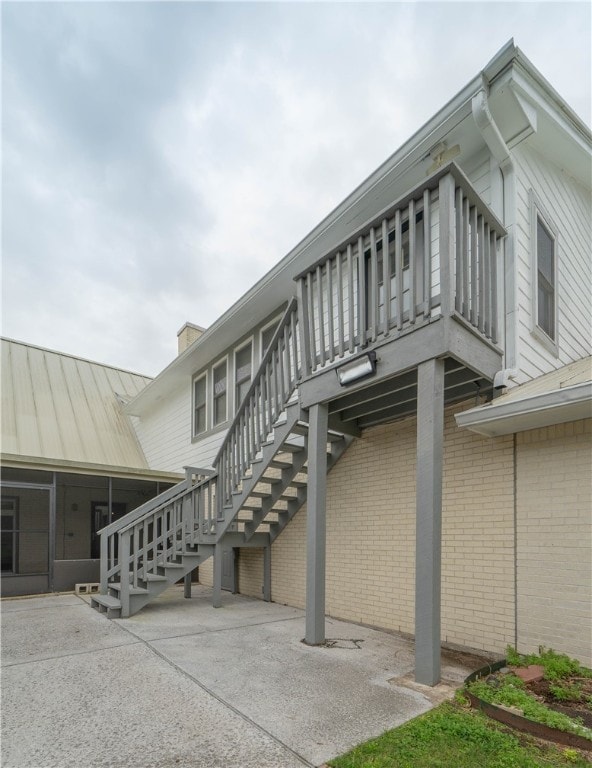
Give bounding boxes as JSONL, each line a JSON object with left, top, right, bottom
{"left": 193, "top": 375, "right": 207, "bottom": 436}
{"left": 235, "top": 342, "right": 252, "bottom": 406}
{"left": 261, "top": 322, "right": 279, "bottom": 357}
{"left": 530, "top": 190, "right": 558, "bottom": 353}
{"left": 213, "top": 359, "right": 228, "bottom": 426}
{"left": 536, "top": 216, "right": 555, "bottom": 340}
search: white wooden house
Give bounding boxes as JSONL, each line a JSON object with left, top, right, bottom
{"left": 3, "top": 41, "right": 589, "bottom": 683}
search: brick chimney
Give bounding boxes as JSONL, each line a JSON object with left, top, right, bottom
{"left": 177, "top": 322, "right": 206, "bottom": 354}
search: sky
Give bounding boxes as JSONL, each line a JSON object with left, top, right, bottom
{"left": 2, "top": 1, "right": 591, "bottom": 377}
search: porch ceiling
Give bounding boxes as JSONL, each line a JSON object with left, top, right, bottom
{"left": 328, "top": 357, "right": 491, "bottom": 431}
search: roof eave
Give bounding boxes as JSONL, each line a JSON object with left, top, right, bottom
{"left": 455, "top": 382, "right": 592, "bottom": 437}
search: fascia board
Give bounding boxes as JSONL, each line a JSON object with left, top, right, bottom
{"left": 0, "top": 453, "right": 183, "bottom": 482}
{"left": 455, "top": 382, "right": 592, "bottom": 437}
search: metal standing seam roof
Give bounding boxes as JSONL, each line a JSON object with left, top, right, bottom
{"left": 1, "top": 338, "right": 154, "bottom": 471}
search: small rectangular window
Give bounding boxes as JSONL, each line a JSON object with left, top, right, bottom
{"left": 213, "top": 360, "right": 227, "bottom": 426}
{"left": 261, "top": 323, "right": 278, "bottom": 357}
{"left": 193, "top": 375, "right": 207, "bottom": 435}
{"left": 536, "top": 216, "right": 555, "bottom": 340}
{"left": 235, "top": 342, "right": 252, "bottom": 406}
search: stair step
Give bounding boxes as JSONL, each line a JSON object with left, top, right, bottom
{"left": 280, "top": 443, "right": 304, "bottom": 453}
{"left": 91, "top": 594, "right": 121, "bottom": 609}
{"left": 109, "top": 583, "right": 149, "bottom": 596}
{"left": 247, "top": 490, "right": 272, "bottom": 499}
{"left": 143, "top": 574, "right": 168, "bottom": 583}
{"left": 289, "top": 479, "right": 307, "bottom": 488}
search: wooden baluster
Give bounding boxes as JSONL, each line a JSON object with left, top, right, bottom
{"left": 408, "top": 201, "right": 416, "bottom": 325}
{"left": 336, "top": 252, "right": 345, "bottom": 357}
{"left": 358, "top": 235, "right": 367, "bottom": 347}
{"left": 347, "top": 244, "right": 355, "bottom": 352}
{"left": 327, "top": 257, "right": 335, "bottom": 362}
{"left": 455, "top": 187, "right": 463, "bottom": 313}
{"left": 423, "top": 189, "right": 431, "bottom": 319}
{"left": 369, "top": 227, "right": 379, "bottom": 342}
{"left": 316, "top": 265, "right": 326, "bottom": 366}
{"left": 478, "top": 214, "right": 485, "bottom": 334}
{"left": 395, "top": 209, "right": 403, "bottom": 329}
{"left": 491, "top": 230, "right": 498, "bottom": 344}
{"left": 470, "top": 205, "right": 478, "bottom": 326}
{"left": 462, "top": 195, "right": 470, "bottom": 319}
{"left": 382, "top": 218, "right": 391, "bottom": 335}
{"left": 483, "top": 222, "right": 491, "bottom": 338}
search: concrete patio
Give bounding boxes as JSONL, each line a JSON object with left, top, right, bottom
{"left": 1, "top": 585, "right": 487, "bottom": 768}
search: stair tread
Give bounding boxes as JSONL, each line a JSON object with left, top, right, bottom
{"left": 92, "top": 594, "right": 121, "bottom": 608}
{"left": 143, "top": 574, "right": 168, "bottom": 582}
{"left": 109, "top": 583, "right": 149, "bottom": 595}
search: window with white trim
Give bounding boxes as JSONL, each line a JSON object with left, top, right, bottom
{"left": 193, "top": 375, "right": 207, "bottom": 436}
{"left": 235, "top": 342, "right": 252, "bottom": 407}
{"left": 536, "top": 216, "right": 556, "bottom": 340}
{"left": 261, "top": 322, "right": 279, "bottom": 357}
{"left": 212, "top": 359, "right": 228, "bottom": 426}
{"left": 530, "top": 191, "right": 558, "bottom": 351}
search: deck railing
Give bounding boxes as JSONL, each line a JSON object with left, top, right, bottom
{"left": 295, "top": 163, "right": 505, "bottom": 377}
{"left": 213, "top": 298, "right": 300, "bottom": 507}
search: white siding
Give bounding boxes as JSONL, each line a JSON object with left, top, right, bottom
{"left": 134, "top": 383, "right": 226, "bottom": 473}
{"left": 513, "top": 142, "right": 591, "bottom": 382}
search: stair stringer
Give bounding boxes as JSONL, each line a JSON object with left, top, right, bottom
{"left": 216, "top": 402, "right": 305, "bottom": 540}
{"left": 91, "top": 544, "right": 215, "bottom": 618}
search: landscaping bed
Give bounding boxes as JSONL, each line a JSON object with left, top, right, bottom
{"left": 466, "top": 648, "right": 592, "bottom": 751}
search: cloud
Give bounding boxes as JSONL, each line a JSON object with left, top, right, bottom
{"left": 2, "top": 2, "right": 590, "bottom": 375}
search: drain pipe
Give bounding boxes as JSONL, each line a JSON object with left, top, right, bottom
{"left": 472, "top": 82, "right": 519, "bottom": 390}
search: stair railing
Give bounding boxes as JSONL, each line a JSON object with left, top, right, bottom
{"left": 99, "top": 472, "right": 217, "bottom": 597}
{"left": 214, "top": 297, "right": 300, "bottom": 508}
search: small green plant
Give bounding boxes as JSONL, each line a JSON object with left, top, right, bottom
{"left": 562, "top": 748, "right": 580, "bottom": 763}
{"left": 467, "top": 675, "right": 592, "bottom": 740}
{"left": 549, "top": 682, "right": 583, "bottom": 703}
{"left": 506, "top": 646, "right": 592, "bottom": 682}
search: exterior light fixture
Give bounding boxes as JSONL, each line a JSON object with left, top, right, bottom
{"left": 336, "top": 351, "right": 377, "bottom": 386}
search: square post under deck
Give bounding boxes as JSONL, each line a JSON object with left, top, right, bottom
{"left": 212, "top": 542, "right": 223, "bottom": 608}
{"left": 305, "top": 402, "right": 328, "bottom": 645}
{"left": 415, "top": 358, "right": 444, "bottom": 685}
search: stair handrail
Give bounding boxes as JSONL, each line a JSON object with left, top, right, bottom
{"left": 115, "top": 473, "right": 215, "bottom": 536}
{"left": 97, "top": 479, "right": 190, "bottom": 538}
{"left": 213, "top": 297, "right": 300, "bottom": 505}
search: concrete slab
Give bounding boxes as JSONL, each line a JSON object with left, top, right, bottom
{"left": 1, "top": 594, "right": 135, "bottom": 666}
{"left": 1, "top": 586, "right": 487, "bottom": 767}
{"left": 2, "top": 643, "right": 306, "bottom": 768}
{"left": 117, "top": 583, "right": 304, "bottom": 642}
{"left": 147, "top": 608, "right": 429, "bottom": 767}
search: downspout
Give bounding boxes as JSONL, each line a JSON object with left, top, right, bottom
{"left": 472, "top": 81, "right": 519, "bottom": 389}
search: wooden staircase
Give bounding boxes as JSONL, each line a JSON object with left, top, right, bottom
{"left": 92, "top": 299, "right": 352, "bottom": 619}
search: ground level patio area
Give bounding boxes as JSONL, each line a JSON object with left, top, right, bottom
{"left": 1, "top": 585, "right": 492, "bottom": 767}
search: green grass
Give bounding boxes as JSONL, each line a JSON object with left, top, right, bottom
{"left": 328, "top": 699, "right": 591, "bottom": 768}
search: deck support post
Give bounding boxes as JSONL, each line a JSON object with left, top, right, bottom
{"left": 212, "top": 543, "right": 223, "bottom": 608}
{"left": 263, "top": 545, "right": 271, "bottom": 602}
{"left": 305, "top": 402, "right": 328, "bottom": 645}
{"left": 184, "top": 572, "right": 192, "bottom": 599}
{"left": 415, "top": 358, "right": 444, "bottom": 685}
